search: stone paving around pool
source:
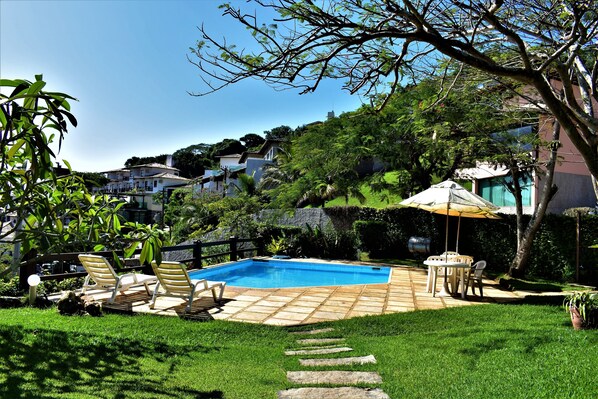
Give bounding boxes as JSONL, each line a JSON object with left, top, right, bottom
{"left": 76, "top": 265, "right": 523, "bottom": 325}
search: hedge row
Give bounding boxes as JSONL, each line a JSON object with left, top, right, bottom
{"left": 326, "top": 206, "right": 598, "bottom": 284}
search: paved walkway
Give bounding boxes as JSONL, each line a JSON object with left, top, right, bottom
{"left": 76, "top": 264, "right": 523, "bottom": 325}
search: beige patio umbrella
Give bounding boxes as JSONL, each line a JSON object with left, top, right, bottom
{"left": 399, "top": 179, "right": 500, "bottom": 254}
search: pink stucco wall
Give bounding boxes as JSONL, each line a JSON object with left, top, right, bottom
{"left": 535, "top": 79, "right": 597, "bottom": 176}
{"left": 537, "top": 114, "right": 590, "bottom": 176}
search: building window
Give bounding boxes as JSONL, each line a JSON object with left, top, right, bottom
{"left": 479, "top": 175, "right": 532, "bottom": 207}
{"left": 154, "top": 180, "right": 157, "bottom": 188}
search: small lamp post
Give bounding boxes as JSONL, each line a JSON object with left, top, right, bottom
{"left": 27, "top": 274, "right": 40, "bottom": 305}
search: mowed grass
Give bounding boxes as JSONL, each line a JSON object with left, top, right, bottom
{"left": 0, "top": 308, "right": 291, "bottom": 399}
{"left": 307, "top": 302, "right": 598, "bottom": 399}
{"left": 1, "top": 302, "right": 597, "bottom": 398}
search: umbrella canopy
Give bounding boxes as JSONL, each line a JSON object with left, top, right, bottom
{"left": 399, "top": 179, "right": 500, "bottom": 253}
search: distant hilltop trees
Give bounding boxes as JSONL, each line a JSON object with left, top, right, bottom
{"left": 122, "top": 129, "right": 299, "bottom": 178}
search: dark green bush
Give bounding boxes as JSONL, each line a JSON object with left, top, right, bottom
{"left": 324, "top": 206, "right": 598, "bottom": 284}
{"left": 353, "top": 220, "right": 389, "bottom": 258}
{"left": 0, "top": 275, "right": 86, "bottom": 298}
{"left": 291, "top": 226, "right": 358, "bottom": 260}
{"left": 38, "top": 277, "right": 85, "bottom": 295}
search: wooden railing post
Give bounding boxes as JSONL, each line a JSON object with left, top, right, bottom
{"left": 229, "top": 236, "right": 238, "bottom": 262}
{"left": 193, "top": 240, "right": 202, "bottom": 269}
{"left": 19, "top": 262, "right": 37, "bottom": 291}
{"left": 19, "top": 250, "right": 39, "bottom": 291}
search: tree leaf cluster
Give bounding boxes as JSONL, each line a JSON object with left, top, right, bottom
{"left": 258, "top": 75, "right": 536, "bottom": 208}
{"left": 192, "top": 0, "right": 598, "bottom": 181}
{"left": 1, "top": 77, "right": 167, "bottom": 266}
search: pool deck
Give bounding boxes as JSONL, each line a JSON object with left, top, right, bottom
{"left": 71, "top": 263, "right": 524, "bottom": 326}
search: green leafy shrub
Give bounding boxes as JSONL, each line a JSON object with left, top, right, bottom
{"left": 0, "top": 276, "right": 22, "bottom": 297}
{"left": 563, "top": 291, "right": 598, "bottom": 328}
{"left": 38, "top": 277, "right": 85, "bottom": 296}
{"left": 266, "top": 236, "right": 289, "bottom": 255}
{"left": 257, "top": 224, "right": 303, "bottom": 243}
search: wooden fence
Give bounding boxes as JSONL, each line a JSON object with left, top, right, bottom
{"left": 18, "top": 236, "right": 265, "bottom": 290}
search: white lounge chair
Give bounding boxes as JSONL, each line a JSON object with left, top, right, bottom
{"left": 150, "top": 261, "right": 226, "bottom": 313}
{"left": 78, "top": 254, "right": 157, "bottom": 303}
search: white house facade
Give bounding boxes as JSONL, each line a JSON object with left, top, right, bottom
{"left": 100, "top": 163, "right": 191, "bottom": 214}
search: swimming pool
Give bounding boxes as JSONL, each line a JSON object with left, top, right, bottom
{"left": 187, "top": 259, "right": 391, "bottom": 289}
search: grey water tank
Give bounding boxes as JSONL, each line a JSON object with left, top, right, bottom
{"left": 408, "top": 236, "right": 431, "bottom": 255}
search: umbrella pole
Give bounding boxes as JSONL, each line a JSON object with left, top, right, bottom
{"left": 438, "top": 204, "right": 451, "bottom": 297}
{"left": 444, "top": 204, "right": 449, "bottom": 261}
{"left": 456, "top": 214, "right": 461, "bottom": 253}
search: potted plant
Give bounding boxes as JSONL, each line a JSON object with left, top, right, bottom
{"left": 563, "top": 291, "right": 598, "bottom": 330}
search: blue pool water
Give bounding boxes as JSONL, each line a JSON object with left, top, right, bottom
{"left": 187, "top": 259, "right": 391, "bottom": 288}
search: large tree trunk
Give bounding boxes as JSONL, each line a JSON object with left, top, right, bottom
{"left": 509, "top": 119, "right": 561, "bottom": 277}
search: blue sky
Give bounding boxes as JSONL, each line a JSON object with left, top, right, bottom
{"left": 1, "top": 0, "right": 363, "bottom": 172}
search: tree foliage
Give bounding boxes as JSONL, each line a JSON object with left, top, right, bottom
{"left": 1, "top": 76, "right": 165, "bottom": 266}
{"left": 172, "top": 145, "right": 213, "bottom": 178}
{"left": 259, "top": 76, "right": 532, "bottom": 207}
{"left": 239, "top": 133, "right": 265, "bottom": 150}
{"left": 263, "top": 125, "right": 295, "bottom": 141}
{"left": 72, "top": 171, "right": 110, "bottom": 190}
{"left": 371, "top": 77, "right": 534, "bottom": 195}
{"left": 1, "top": 75, "right": 77, "bottom": 244}
{"left": 260, "top": 116, "right": 370, "bottom": 208}
{"left": 192, "top": 0, "right": 598, "bottom": 179}
{"left": 125, "top": 155, "right": 168, "bottom": 168}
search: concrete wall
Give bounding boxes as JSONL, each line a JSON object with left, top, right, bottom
{"left": 537, "top": 114, "right": 590, "bottom": 176}
{"left": 257, "top": 209, "right": 333, "bottom": 230}
{"left": 546, "top": 172, "right": 596, "bottom": 214}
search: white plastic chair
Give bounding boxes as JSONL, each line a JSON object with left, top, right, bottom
{"left": 425, "top": 255, "right": 455, "bottom": 293}
{"left": 440, "top": 251, "right": 460, "bottom": 257}
{"left": 465, "top": 260, "right": 486, "bottom": 298}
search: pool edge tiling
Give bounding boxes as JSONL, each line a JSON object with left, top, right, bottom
{"left": 187, "top": 258, "right": 392, "bottom": 289}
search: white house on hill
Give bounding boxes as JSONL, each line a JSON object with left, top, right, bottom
{"left": 100, "top": 162, "right": 191, "bottom": 221}
{"left": 196, "top": 139, "right": 285, "bottom": 197}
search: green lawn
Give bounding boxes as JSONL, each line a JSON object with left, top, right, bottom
{"left": 0, "top": 309, "right": 291, "bottom": 399}
{"left": 1, "top": 302, "right": 597, "bottom": 398}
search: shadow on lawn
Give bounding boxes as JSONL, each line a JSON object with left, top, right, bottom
{"left": 505, "top": 294, "right": 565, "bottom": 307}
{"left": 498, "top": 277, "right": 570, "bottom": 293}
{"left": 0, "top": 325, "right": 223, "bottom": 398}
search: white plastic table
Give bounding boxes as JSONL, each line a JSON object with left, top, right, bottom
{"left": 423, "top": 259, "right": 470, "bottom": 298}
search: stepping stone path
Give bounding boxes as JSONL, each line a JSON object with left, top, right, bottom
{"left": 290, "top": 328, "right": 335, "bottom": 335}
{"left": 279, "top": 328, "right": 390, "bottom": 399}
{"left": 284, "top": 347, "right": 354, "bottom": 356}
{"left": 299, "top": 355, "right": 377, "bottom": 367}
{"left": 296, "top": 338, "right": 345, "bottom": 345}
{"left": 278, "top": 387, "right": 389, "bottom": 399}
{"left": 287, "top": 371, "right": 383, "bottom": 384}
